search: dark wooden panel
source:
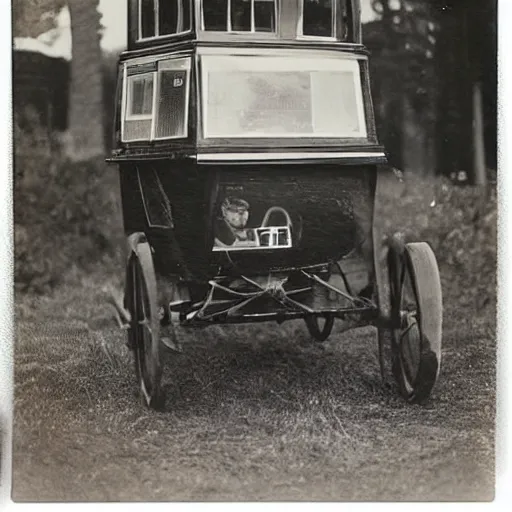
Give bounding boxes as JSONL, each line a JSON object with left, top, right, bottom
{"left": 119, "top": 160, "right": 376, "bottom": 282}
{"left": 119, "top": 160, "right": 211, "bottom": 279}
{"left": 118, "top": 164, "right": 147, "bottom": 236}
{"left": 207, "top": 164, "right": 376, "bottom": 275}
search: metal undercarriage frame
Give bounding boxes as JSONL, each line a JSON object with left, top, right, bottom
{"left": 177, "top": 267, "right": 379, "bottom": 327}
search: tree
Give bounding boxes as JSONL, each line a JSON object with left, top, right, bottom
{"left": 431, "top": 0, "right": 496, "bottom": 185}
{"left": 369, "top": 0, "right": 496, "bottom": 184}
{"left": 13, "top": 0, "right": 105, "bottom": 162}
{"left": 366, "top": 0, "right": 438, "bottom": 174}
{"left": 13, "top": 0, "right": 65, "bottom": 38}
{"left": 67, "top": 0, "right": 105, "bottom": 161}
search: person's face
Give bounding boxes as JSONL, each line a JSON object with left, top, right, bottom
{"left": 223, "top": 206, "right": 249, "bottom": 229}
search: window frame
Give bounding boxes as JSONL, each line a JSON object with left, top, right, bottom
{"left": 199, "top": 50, "right": 368, "bottom": 140}
{"left": 137, "top": 0, "right": 192, "bottom": 42}
{"left": 153, "top": 58, "right": 192, "bottom": 141}
{"left": 121, "top": 56, "right": 192, "bottom": 143}
{"left": 297, "top": 0, "right": 337, "bottom": 41}
{"left": 200, "top": 0, "right": 279, "bottom": 35}
{"left": 125, "top": 73, "right": 156, "bottom": 122}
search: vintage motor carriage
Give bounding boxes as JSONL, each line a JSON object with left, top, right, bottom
{"left": 107, "top": 0, "right": 443, "bottom": 409}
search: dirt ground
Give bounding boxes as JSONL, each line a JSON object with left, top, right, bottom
{"left": 10, "top": 266, "right": 496, "bottom": 502}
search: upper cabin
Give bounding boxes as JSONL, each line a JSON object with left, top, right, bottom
{"left": 112, "top": 1, "right": 382, "bottom": 160}
{"left": 127, "top": 0, "right": 362, "bottom": 48}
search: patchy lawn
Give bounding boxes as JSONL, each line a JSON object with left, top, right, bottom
{"left": 11, "top": 173, "right": 497, "bottom": 501}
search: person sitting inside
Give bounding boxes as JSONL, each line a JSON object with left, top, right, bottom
{"left": 214, "top": 197, "right": 256, "bottom": 247}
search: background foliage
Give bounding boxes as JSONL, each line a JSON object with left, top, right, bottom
{"left": 14, "top": 110, "right": 123, "bottom": 294}
{"left": 12, "top": 0, "right": 497, "bottom": 308}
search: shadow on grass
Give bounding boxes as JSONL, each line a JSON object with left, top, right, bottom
{"left": 155, "top": 323, "right": 395, "bottom": 417}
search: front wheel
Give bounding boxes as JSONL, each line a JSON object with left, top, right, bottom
{"left": 125, "top": 236, "right": 165, "bottom": 410}
{"left": 388, "top": 242, "right": 443, "bottom": 403}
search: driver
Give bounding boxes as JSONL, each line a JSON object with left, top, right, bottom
{"left": 214, "top": 197, "right": 256, "bottom": 247}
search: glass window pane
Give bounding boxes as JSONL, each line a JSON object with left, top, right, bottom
{"left": 159, "top": 0, "right": 178, "bottom": 34}
{"left": 156, "top": 69, "right": 188, "bottom": 138}
{"left": 203, "top": 0, "right": 229, "bottom": 31}
{"left": 254, "top": 0, "right": 276, "bottom": 32}
{"left": 340, "top": 0, "right": 350, "bottom": 40}
{"left": 143, "top": 78, "right": 154, "bottom": 114}
{"left": 207, "top": 71, "right": 312, "bottom": 135}
{"left": 202, "top": 55, "right": 366, "bottom": 139}
{"left": 231, "top": 0, "right": 251, "bottom": 31}
{"left": 140, "top": 0, "right": 156, "bottom": 38}
{"left": 303, "top": 0, "right": 333, "bottom": 38}
{"left": 129, "top": 75, "right": 154, "bottom": 116}
{"left": 124, "top": 119, "right": 152, "bottom": 140}
{"left": 131, "top": 81, "right": 144, "bottom": 114}
{"left": 310, "top": 71, "right": 360, "bottom": 134}
{"left": 181, "top": 0, "right": 191, "bottom": 31}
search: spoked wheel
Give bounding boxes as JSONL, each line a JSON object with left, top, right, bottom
{"left": 305, "top": 315, "right": 335, "bottom": 342}
{"left": 125, "top": 237, "right": 165, "bottom": 410}
{"left": 388, "top": 242, "right": 443, "bottom": 403}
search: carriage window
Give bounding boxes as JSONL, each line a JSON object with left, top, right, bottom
{"left": 231, "top": 0, "right": 251, "bottom": 31}
{"left": 124, "top": 72, "right": 155, "bottom": 141}
{"left": 254, "top": 0, "right": 276, "bottom": 31}
{"left": 201, "top": 54, "right": 367, "bottom": 139}
{"left": 127, "top": 75, "right": 154, "bottom": 118}
{"left": 138, "top": 0, "right": 191, "bottom": 40}
{"left": 122, "top": 58, "right": 190, "bottom": 142}
{"left": 154, "top": 59, "right": 190, "bottom": 139}
{"left": 301, "top": 0, "right": 335, "bottom": 38}
{"left": 202, "top": 0, "right": 277, "bottom": 33}
{"left": 203, "top": 0, "right": 228, "bottom": 30}
{"left": 140, "top": 0, "right": 156, "bottom": 38}
{"left": 159, "top": 0, "right": 179, "bottom": 35}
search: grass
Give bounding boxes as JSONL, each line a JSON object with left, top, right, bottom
{"left": 11, "top": 172, "right": 497, "bottom": 501}
{"left": 12, "top": 267, "right": 496, "bottom": 501}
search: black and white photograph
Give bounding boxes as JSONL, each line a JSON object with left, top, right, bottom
{"left": 2, "top": 0, "right": 505, "bottom": 503}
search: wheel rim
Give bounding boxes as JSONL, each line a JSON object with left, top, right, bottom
{"left": 389, "top": 243, "right": 442, "bottom": 403}
{"left": 127, "top": 247, "right": 163, "bottom": 409}
{"left": 134, "top": 262, "right": 157, "bottom": 402}
{"left": 397, "top": 264, "right": 422, "bottom": 393}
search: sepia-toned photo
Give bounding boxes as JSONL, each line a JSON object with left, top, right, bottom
{"left": 6, "top": 0, "right": 498, "bottom": 503}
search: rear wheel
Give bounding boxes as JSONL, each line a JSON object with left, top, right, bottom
{"left": 391, "top": 242, "right": 443, "bottom": 403}
{"left": 377, "top": 237, "right": 404, "bottom": 383}
{"left": 125, "top": 237, "right": 165, "bottom": 410}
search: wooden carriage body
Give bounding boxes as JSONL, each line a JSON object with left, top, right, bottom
{"left": 107, "top": 2, "right": 444, "bottom": 409}
{"left": 109, "top": 0, "right": 388, "bottom": 322}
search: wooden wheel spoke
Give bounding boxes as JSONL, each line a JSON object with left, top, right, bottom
{"left": 400, "top": 315, "right": 418, "bottom": 341}
{"left": 139, "top": 318, "right": 152, "bottom": 334}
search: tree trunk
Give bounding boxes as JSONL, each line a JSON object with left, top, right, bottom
{"left": 472, "top": 82, "right": 487, "bottom": 186}
{"left": 67, "top": 0, "right": 105, "bottom": 161}
{"left": 402, "top": 95, "right": 428, "bottom": 176}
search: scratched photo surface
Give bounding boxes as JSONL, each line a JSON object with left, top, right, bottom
{"left": 11, "top": 0, "right": 496, "bottom": 502}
